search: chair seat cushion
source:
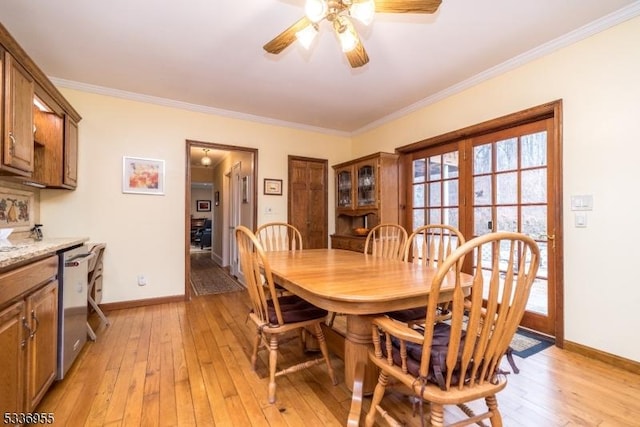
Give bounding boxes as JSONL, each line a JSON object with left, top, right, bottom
{"left": 380, "top": 322, "right": 468, "bottom": 390}
{"left": 386, "top": 307, "right": 426, "bottom": 323}
{"left": 267, "top": 295, "right": 327, "bottom": 325}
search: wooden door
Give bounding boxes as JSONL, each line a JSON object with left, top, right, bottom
{"left": 3, "top": 52, "right": 34, "bottom": 173}
{"left": 467, "top": 119, "right": 558, "bottom": 335}
{"left": 26, "top": 281, "right": 58, "bottom": 411}
{"left": 0, "top": 300, "right": 26, "bottom": 412}
{"left": 288, "top": 156, "right": 328, "bottom": 249}
{"left": 63, "top": 116, "right": 78, "bottom": 188}
{"left": 229, "top": 163, "right": 242, "bottom": 278}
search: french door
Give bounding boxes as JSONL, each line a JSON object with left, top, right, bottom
{"left": 407, "top": 118, "right": 559, "bottom": 336}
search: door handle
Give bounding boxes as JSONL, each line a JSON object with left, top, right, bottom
{"left": 545, "top": 234, "right": 556, "bottom": 249}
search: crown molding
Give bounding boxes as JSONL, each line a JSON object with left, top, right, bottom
{"left": 49, "top": 77, "right": 352, "bottom": 138}
{"left": 50, "top": 3, "right": 640, "bottom": 138}
{"left": 353, "top": 2, "right": 640, "bottom": 135}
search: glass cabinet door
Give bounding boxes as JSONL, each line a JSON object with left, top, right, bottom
{"left": 357, "top": 163, "right": 376, "bottom": 207}
{"left": 337, "top": 169, "right": 353, "bottom": 208}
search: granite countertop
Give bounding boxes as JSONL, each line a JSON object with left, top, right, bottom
{"left": 0, "top": 237, "right": 90, "bottom": 270}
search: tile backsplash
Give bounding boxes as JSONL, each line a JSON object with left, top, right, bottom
{"left": 0, "top": 181, "right": 40, "bottom": 236}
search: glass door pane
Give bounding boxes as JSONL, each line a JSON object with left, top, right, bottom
{"left": 337, "top": 169, "right": 352, "bottom": 208}
{"left": 411, "top": 149, "right": 460, "bottom": 230}
{"left": 357, "top": 164, "right": 375, "bottom": 207}
{"left": 471, "top": 120, "right": 554, "bottom": 333}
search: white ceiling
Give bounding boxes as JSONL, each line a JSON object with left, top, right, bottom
{"left": 1, "top": 1, "right": 638, "bottom": 135}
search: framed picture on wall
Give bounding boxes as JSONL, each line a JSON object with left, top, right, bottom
{"left": 264, "top": 178, "right": 283, "bottom": 195}
{"left": 122, "top": 156, "right": 165, "bottom": 195}
{"left": 196, "top": 200, "right": 211, "bottom": 211}
{"left": 214, "top": 191, "right": 220, "bottom": 206}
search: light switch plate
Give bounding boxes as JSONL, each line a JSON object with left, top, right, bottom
{"left": 575, "top": 212, "right": 587, "bottom": 227}
{"left": 570, "top": 195, "right": 593, "bottom": 211}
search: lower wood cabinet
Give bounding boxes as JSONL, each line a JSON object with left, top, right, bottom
{"left": 25, "top": 280, "right": 58, "bottom": 410}
{"left": 0, "top": 256, "right": 58, "bottom": 414}
{"left": 330, "top": 234, "right": 367, "bottom": 253}
{"left": 0, "top": 299, "right": 27, "bottom": 412}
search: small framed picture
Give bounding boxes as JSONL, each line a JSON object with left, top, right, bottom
{"left": 214, "top": 191, "right": 220, "bottom": 206}
{"left": 122, "top": 156, "right": 165, "bottom": 195}
{"left": 264, "top": 178, "right": 283, "bottom": 195}
{"left": 196, "top": 200, "right": 211, "bottom": 212}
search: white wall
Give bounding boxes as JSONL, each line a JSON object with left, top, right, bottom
{"left": 352, "top": 16, "right": 640, "bottom": 361}
{"left": 40, "top": 91, "right": 351, "bottom": 303}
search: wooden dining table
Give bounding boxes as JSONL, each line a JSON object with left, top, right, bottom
{"left": 263, "top": 248, "right": 469, "bottom": 423}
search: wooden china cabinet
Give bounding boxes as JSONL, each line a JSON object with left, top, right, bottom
{"left": 330, "top": 152, "right": 400, "bottom": 252}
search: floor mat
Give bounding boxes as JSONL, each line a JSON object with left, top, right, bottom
{"left": 510, "top": 328, "right": 554, "bottom": 358}
{"left": 190, "top": 253, "right": 244, "bottom": 295}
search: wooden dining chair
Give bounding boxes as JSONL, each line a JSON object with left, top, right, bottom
{"left": 256, "top": 222, "right": 303, "bottom": 252}
{"left": 235, "top": 225, "right": 337, "bottom": 404}
{"left": 327, "top": 223, "right": 408, "bottom": 328}
{"left": 255, "top": 222, "right": 302, "bottom": 298}
{"left": 86, "top": 243, "right": 108, "bottom": 341}
{"left": 364, "top": 231, "right": 540, "bottom": 427}
{"left": 364, "top": 223, "right": 408, "bottom": 259}
{"left": 386, "top": 224, "right": 466, "bottom": 325}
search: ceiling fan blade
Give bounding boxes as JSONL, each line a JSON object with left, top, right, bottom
{"left": 374, "top": 0, "right": 442, "bottom": 14}
{"left": 263, "top": 17, "right": 313, "bottom": 54}
{"left": 345, "top": 40, "right": 369, "bottom": 68}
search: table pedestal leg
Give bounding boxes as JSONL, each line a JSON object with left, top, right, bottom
{"left": 344, "top": 314, "right": 378, "bottom": 394}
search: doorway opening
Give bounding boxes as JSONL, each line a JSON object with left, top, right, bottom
{"left": 185, "top": 140, "right": 257, "bottom": 300}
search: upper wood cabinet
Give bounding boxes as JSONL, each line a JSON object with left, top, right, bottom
{"left": 0, "top": 23, "right": 81, "bottom": 189}
{"left": 32, "top": 88, "right": 79, "bottom": 189}
{"left": 63, "top": 116, "right": 78, "bottom": 187}
{"left": 1, "top": 50, "right": 35, "bottom": 175}
{"left": 331, "top": 152, "right": 400, "bottom": 252}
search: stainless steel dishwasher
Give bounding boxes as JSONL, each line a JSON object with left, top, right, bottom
{"left": 57, "top": 244, "right": 92, "bottom": 379}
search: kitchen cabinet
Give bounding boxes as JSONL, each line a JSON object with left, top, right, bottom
{"left": 1, "top": 49, "right": 35, "bottom": 175}
{"left": 0, "top": 22, "right": 81, "bottom": 189}
{"left": 32, "top": 89, "right": 79, "bottom": 189}
{"left": 25, "top": 280, "right": 58, "bottom": 410}
{"left": 331, "top": 152, "right": 400, "bottom": 252}
{"left": 0, "top": 299, "right": 27, "bottom": 413}
{"left": 0, "top": 255, "right": 58, "bottom": 413}
{"left": 63, "top": 116, "right": 78, "bottom": 187}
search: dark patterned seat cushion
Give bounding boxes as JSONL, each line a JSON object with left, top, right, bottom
{"left": 267, "top": 295, "right": 328, "bottom": 325}
{"left": 386, "top": 307, "right": 427, "bottom": 323}
{"left": 380, "top": 322, "right": 468, "bottom": 389}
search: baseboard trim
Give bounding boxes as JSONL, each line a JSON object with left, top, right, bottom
{"left": 211, "top": 251, "right": 223, "bottom": 266}
{"left": 564, "top": 340, "right": 640, "bottom": 375}
{"left": 99, "top": 294, "right": 186, "bottom": 311}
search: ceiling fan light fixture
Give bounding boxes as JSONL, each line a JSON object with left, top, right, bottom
{"left": 296, "top": 24, "right": 319, "bottom": 49}
{"left": 349, "top": 0, "right": 375, "bottom": 25}
{"left": 200, "top": 148, "right": 212, "bottom": 166}
{"left": 305, "top": 0, "right": 327, "bottom": 23}
{"left": 335, "top": 17, "right": 358, "bottom": 52}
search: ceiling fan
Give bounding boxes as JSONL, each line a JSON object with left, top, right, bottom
{"left": 263, "top": 0, "right": 442, "bottom": 68}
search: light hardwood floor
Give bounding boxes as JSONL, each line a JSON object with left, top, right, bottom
{"left": 38, "top": 291, "right": 640, "bottom": 426}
